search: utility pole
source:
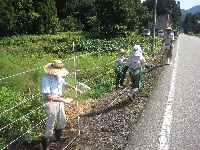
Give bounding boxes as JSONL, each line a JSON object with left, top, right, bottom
{"left": 152, "top": 0, "right": 157, "bottom": 51}
{"left": 169, "top": 5, "right": 172, "bottom": 26}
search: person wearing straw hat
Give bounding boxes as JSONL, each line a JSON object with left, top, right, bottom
{"left": 40, "top": 60, "right": 82, "bottom": 150}
{"left": 162, "top": 26, "right": 174, "bottom": 65}
{"left": 125, "top": 45, "right": 150, "bottom": 99}
{"left": 114, "top": 48, "right": 127, "bottom": 89}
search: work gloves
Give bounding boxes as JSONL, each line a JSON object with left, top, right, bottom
{"left": 162, "top": 44, "right": 174, "bottom": 49}
{"left": 62, "top": 89, "right": 83, "bottom": 105}
{"left": 63, "top": 98, "right": 72, "bottom": 104}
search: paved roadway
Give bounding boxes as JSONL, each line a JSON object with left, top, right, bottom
{"left": 126, "top": 34, "right": 200, "bottom": 150}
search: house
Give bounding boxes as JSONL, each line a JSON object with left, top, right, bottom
{"left": 148, "top": 13, "right": 170, "bottom": 35}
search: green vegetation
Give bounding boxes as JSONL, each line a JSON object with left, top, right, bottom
{"left": 182, "top": 12, "right": 200, "bottom": 34}
{"left": 1, "top": 0, "right": 181, "bottom": 148}
{"left": 0, "top": 31, "right": 162, "bottom": 148}
{"left": 0, "top": 32, "right": 162, "bottom": 97}
{"left": 0, "top": 0, "right": 182, "bottom": 37}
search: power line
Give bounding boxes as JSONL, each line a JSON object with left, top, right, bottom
{"left": 161, "top": 0, "right": 170, "bottom": 12}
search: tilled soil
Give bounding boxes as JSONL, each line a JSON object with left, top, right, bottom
{"left": 15, "top": 50, "right": 165, "bottom": 150}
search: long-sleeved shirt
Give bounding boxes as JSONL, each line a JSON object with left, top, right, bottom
{"left": 125, "top": 50, "right": 146, "bottom": 75}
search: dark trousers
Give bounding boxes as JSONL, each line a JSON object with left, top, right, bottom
{"left": 116, "top": 72, "right": 123, "bottom": 87}
{"left": 121, "top": 65, "right": 129, "bottom": 79}
{"left": 129, "top": 73, "right": 140, "bottom": 89}
{"left": 116, "top": 65, "right": 129, "bottom": 87}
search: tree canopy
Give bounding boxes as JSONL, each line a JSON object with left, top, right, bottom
{"left": 183, "top": 12, "right": 200, "bottom": 34}
{"left": 0, "top": 0, "right": 183, "bottom": 37}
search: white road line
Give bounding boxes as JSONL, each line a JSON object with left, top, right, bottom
{"left": 159, "top": 40, "right": 179, "bottom": 150}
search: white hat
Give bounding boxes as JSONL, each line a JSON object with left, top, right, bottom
{"left": 134, "top": 45, "right": 142, "bottom": 51}
{"left": 131, "top": 45, "right": 143, "bottom": 56}
{"left": 132, "top": 50, "right": 142, "bottom": 56}
{"left": 44, "top": 60, "right": 69, "bottom": 76}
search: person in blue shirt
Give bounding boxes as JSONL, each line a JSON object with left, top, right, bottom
{"left": 115, "top": 49, "right": 127, "bottom": 89}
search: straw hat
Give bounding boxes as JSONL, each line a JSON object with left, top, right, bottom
{"left": 166, "top": 27, "right": 172, "bottom": 31}
{"left": 118, "top": 49, "right": 126, "bottom": 54}
{"left": 44, "top": 60, "right": 69, "bottom": 76}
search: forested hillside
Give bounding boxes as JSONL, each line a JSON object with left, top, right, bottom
{"left": 181, "top": 5, "right": 200, "bottom": 34}
{"left": 0, "top": 0, "right": 182, "bottom": 38}
{"left": 181, "top": 5, "right": 200, "bottom": 16}
{"left": 182, "top": 12, "right": 200, "bottom": 34}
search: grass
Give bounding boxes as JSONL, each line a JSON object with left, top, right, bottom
{"left": 0, "top": 31, "right": 163, "bottom": 148}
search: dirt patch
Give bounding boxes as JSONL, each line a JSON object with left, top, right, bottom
{"left": 65, "top": 98, "right": 95, "bottom": 119}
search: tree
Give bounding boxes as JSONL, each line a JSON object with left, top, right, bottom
{"left": 183, "top": 12, "right": 200, "bottom": 34}
{"left": 0, "top": 0, "right": 16, "bottom": 37}
{"left": 12, "top": 0, "right": 59, "bottom": 35}
{"left": 0, "top": 0, "right": 155, "bottom": 37}
{"left": 94, "top": 0, "right": 127, "bottom": 36}
{"left": 13, "top": 0, "right": 38, "bottom": 34}
{"left": 33, "top": 0, "right": 60, "bottom": 34}
{"left": 55, "top": 0, "right": 68, "bottom": 19}
{"left": 94, "top": 0, "right": 151, "bottom": 37}
{"left": 170, "top": 0, "right": 181, "bottom": 30}
{"left": 127, "top": 0, "right": 152, "bottom": 32}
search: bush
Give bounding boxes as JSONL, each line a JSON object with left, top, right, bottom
{"left": 0, "top": 87, "right": 45, "bottom": 149}
{"left": 60, "top": 16, "right": 84, "bottom": 32}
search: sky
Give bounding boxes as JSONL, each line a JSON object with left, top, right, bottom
{"left": 176, "top": 0, "right": 200, "bottom": 10}
{"left": 141, "top": 0, "right": 200, "bottom": 10}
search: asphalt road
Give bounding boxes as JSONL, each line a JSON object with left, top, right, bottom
{"left": 126, "top": 34, "right": 200, "bottom": 150}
